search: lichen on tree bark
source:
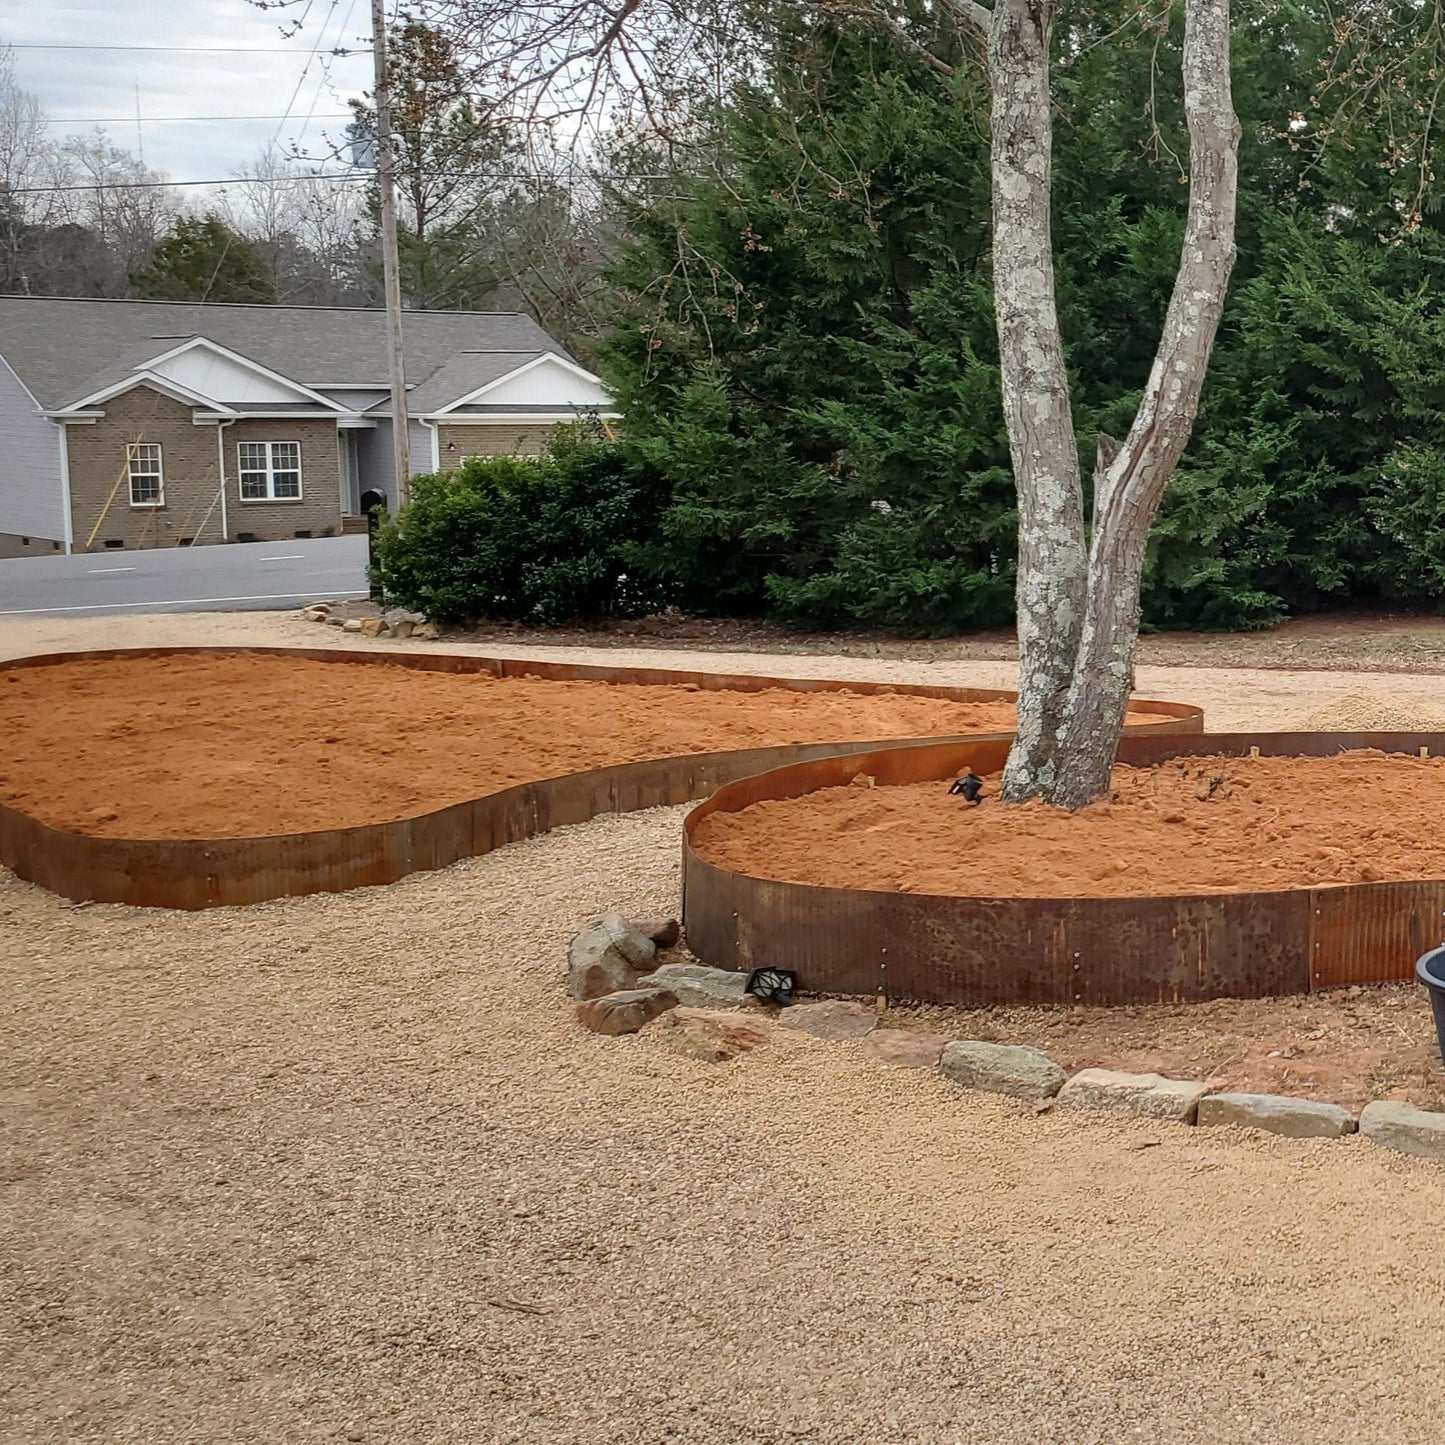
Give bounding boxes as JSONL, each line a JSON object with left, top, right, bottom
{"left": 986, "top": 0, "right": 1240, "bottom": 808}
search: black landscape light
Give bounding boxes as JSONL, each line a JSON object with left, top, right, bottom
{"left": 745, "top": 967, "right": 798, "bottom": 1007}
{"left": 949, "top": 771, "right": 984, "bottom": 804}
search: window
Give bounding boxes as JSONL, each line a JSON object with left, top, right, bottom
{"left": 128, "top": 443, "right": 163, "bottom": 507}
{"left": 238, "top": 440, "right": 303, "bottom": 501}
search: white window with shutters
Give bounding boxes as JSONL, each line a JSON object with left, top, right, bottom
{"left": 127, "top": 443, "right": 164, "bottom": 508}
{"left": 237, "top": 440, "right": 303, "bottom": 501}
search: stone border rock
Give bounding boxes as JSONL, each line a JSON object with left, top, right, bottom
{"left": 568, "top": 932, "right": 1445, "bottom": 1162}
{"left": 299, "top": 602, "right": 439, "bottom": 641}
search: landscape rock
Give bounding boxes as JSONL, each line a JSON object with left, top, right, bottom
{"left": 359, "top": 617, "right": 387, "bottom": 637}
{"left": 634, "top": 916, "right": 681, "bottom": 949}
{"left": 660, "top": 1007, "right": 772, "bottom": 1062}
{"left": 566, "top": 913, "right": 658, "bottom": 1000}
{"left": 1058, "top": 1068, "right": 1209, "bottom": 1123}
{"left": 326, "top": 614, "right": 347, "bottom": 627}
{"left": 415, "top": 622, "right": 440, "bottom": 640}
{"left": 1198, "top": 1092, "right": 1357, "bottom": 1139}
{"left": 342, "top": 618, "right": 364, "bottom": 633}
{"left": 636, "top": 962, "right": 755, "bottom": 1010}
{"left": 863, "top": 1029, "right": 948, "bottom": 1070}
{"left": 301, "top": 607, "right": 329, "bottom": 622}
{"left": 384, "top": 607, "right": 426, "bottom": 628}
{"left": 938, "top": 1040, "right": 1067, "bottom": 1099}
{"left": 777, "top": 999, "right": 876, "bottom": 1041}
{"left": 576, "top": 987, "right": 679, "bottom": 1036}
{"left": 1359, "top": 1101, "right": 1445, "bottom": 1160}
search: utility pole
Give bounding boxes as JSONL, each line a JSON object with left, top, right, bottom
{"left": 372, "top": 0, "right": 411, "bottom": 503}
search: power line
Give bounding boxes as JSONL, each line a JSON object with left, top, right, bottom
{"left": 8, "top": 169, "right": 664, "bottom": 195}
{"left": 44, "top": 114, "right": 353, "bottom": 125}
{"left": 7, "top": 168, "right": 627, "bottom": 196}
{"left": 297, "top": 0, "right": 363, "bottom": 142}
{"left": 272, "top": 0, "right": 347, "bottom": 146}
{"left": 5, "top": 42, "right": 371, "bottom": 54}
{"left": 7, "top": 173, "right": 370, "bottom": 195}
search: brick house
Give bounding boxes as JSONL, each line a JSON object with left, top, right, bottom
{"left": 0, "top": 296, "right": 618, "bottom": 556}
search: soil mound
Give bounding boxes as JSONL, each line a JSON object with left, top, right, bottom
{"left": 1299, "top": 690, "right": 1445, "bottom": 733}
{"left": 692, "top": 750, "right": 1445, "bottom": 898}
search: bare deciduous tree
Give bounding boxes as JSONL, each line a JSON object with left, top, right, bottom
{"left": 220, "top": 146, "right": 371, "bottom": 304}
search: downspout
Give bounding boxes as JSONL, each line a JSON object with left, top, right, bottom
{"left": 215, "top": 419, "right": 234, "bottom": 541}
{"left": 57, "top": 422, "right": 74, "bottom": 554}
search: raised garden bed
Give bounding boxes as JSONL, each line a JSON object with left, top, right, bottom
{"left": 0, "top": 645, "right": 1202, "bottom": 909}
{"left": 682, "top": 733, "right": 1445, "bottom": 1006}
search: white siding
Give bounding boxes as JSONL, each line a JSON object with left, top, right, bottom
{"left": 410, "top": 419, "right": 433, "bottom": 478}
{"left": 473, "top": 357, "right": 612, "bottom": 408}
{"left": 0, "top": 355, "right": 65, "bottom": 541}
{"left": 150, "top": 346, "right": 315, "bottom": 404}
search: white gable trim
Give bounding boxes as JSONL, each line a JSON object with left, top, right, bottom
{"left": 421, "top": 409, "right": 622, "bottom": 424}
{"left": 141, "top": 336, "right": 344, "bottom": 410}
{"left": 52, "top": 371, "right": 241, "bottom": 417}
{"left": 433, "top": 352, "right": 613, "bottom": 415}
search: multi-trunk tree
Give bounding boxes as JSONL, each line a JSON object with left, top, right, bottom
{"left": 421, "top": 0, "right": 1241, "bottom": 807}
{"left": 975, "top": 0, "right": 1238, "bottom": 806}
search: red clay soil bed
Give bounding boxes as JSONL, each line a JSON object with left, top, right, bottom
{"left": 0, "top": 651, "right": 1089, "bottom": 840}
{"left": 693, "top": 751, "right": 1445, "bottom": 897}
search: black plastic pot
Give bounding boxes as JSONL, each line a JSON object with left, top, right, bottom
{"left": 1416, "top": 947, "right": 1445, "bottom": 1067}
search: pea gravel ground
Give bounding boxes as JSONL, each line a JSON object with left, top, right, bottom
{"left": 5, "top": 613, "right": 1445, "bottom": 1444}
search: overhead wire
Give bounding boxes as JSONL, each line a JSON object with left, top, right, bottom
{"left": 43, "top": 114, "right": 354, "bottom": 125}
{"left": 271, "top": 0, "right": 345, "bottom": 148}
{"left": 294, "top": 0, "right": 365, "bottom": 152}
{"left": 5, "top": 42, "right": 370, "bottom": 54}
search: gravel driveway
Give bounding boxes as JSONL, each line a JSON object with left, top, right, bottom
{"left": 4, "top": 614, "right": 1445, "bottom": 1443}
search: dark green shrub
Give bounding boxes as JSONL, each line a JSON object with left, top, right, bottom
{"left": 373, "top": 432, "right": 672, "bottom": 624}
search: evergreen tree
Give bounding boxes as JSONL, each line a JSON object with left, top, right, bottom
{"left": 131, "top": 214, "right": 276, "bottom": 304}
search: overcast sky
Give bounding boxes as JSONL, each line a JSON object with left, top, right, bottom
{"left": 4, "top": 0, "right": 376, "bottom": 184}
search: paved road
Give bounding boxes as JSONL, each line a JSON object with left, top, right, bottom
{"left": 0, "top": 536, "right": 370, "bottom": 618}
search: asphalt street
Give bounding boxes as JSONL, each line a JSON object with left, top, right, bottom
{"left": 0, "top": 536, "right": 370, "bottom": 617}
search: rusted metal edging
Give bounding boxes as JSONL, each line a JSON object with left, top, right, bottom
{"left": 682, "top": 732, "right": 1445, "bottom": 1006}
{"left": 0, "top": 647, "right": 1203, "bottom": 911}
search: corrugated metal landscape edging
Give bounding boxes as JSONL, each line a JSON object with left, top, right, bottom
{"left": 0, "top": 736, "right": 1000, "bottom": 910}
{"left": 0, "top": 647, "right": 1203, "bottom": 910}
{"left": 682, "top": 732, "right": 1445, "bottom": 1005}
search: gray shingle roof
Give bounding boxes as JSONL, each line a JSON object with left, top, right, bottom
{"left": 406, "top": 351, "right": 552, "bottom": 413}
{"left": 0, "top": 296, "right": 574, "bottom": 411}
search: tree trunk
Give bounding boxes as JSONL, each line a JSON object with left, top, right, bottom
{"left": 1047, "top": 0, "right": 1240, "bottom": 810}
{"left": 987, "top": 0, "right": 1089, "bottom": 803}
{"left": 994, "top": 0, "right": 1242, "bottom": 814}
